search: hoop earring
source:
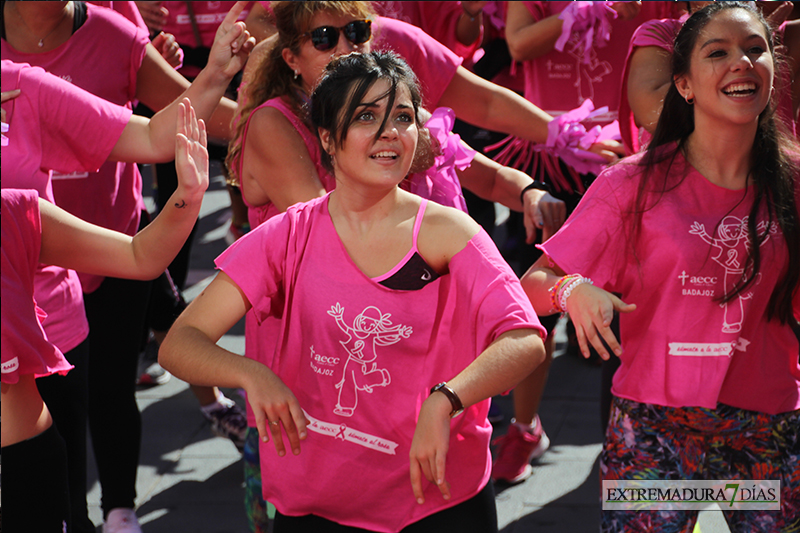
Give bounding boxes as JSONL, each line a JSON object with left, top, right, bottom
{"left": 686, "top": 96, "right": 694, "bottom": 105}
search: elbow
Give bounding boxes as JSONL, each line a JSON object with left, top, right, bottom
{"left": 506, "top": 38, "right": 525, "bottom": 62}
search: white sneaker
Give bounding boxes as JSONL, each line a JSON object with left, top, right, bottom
{"left": 103, "top": 508, "right": 142, "bottom": 533}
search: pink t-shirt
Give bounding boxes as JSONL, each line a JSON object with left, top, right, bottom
{"left": 540, "top": 149, "right": 800, "bottom": 414}
{"left": 2, "top": 2, "right": 150, "bottom": 293}
{"left": 160, "top": 1, "right": 252, "bottom": 77}
{"left": 373, "top": 1, "right": 483, "bottom": 59}
{"left": 216, "top": 194, "right": 543, "bottom": 531}
{"left": 373, "top": 16, "right": 462, "bottom": 110}
{"left": 1, "top": 189, "right": 73, "bottom": 384}
{"left": 520, "top": 1, "right": 670, "bottom": 126}
{"left": 1, "top": 59, "right": 130, "bottom": 353}
{"left": 89, "top": 1, "right": 149, "bottom": 33}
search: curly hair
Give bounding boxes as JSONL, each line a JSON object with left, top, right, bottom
{"left": 226, "top": 1, "right": 374, "bottom": 184}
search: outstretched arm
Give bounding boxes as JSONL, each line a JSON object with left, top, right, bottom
{"left": 109, "top": 1, "right": 255, "bottom": 163}
{"left": 39, "top": 99, "right": 207, "bottom": 279}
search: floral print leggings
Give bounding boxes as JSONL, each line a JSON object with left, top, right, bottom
{"left": 600, "top": 397, "right": 800, "bottom": 533}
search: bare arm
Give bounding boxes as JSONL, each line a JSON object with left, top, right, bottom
{"left": 109, "top": 1, "right": 253, "bottom": 163}
{"left": 409, "top": 327, "right": 545, "bottom": 503}
{"left": 39, "top": 100, "right": 207, "bottom": 280}
{"left": 134, "top": 42, "right": 238, "bottom": 139}
{"left": 243, "top": 2, "right": 277, "bottom": 43}
{"left": 438, "top": 67, "right": 625, "bottom": 160}
{"left": 239, "top": 106, "right": 326, "bottom": 211}
{"left": 505, "top": 1, "right": 562, "bottom": 62}
{"left": 456, "top": 149, "right": 566, "bottom": 243}
{"left": 159, "top": 271, "right": 308, "bottom": 457}
{"left": 626, "top": 45, "right": 672, "bottom": 134}
{"left": 520, "top": 254, "right": 635, "bottom": 360}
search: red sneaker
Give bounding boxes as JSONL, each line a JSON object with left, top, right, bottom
{"left": 491, "top": 416, "right": 550, "bottom": 483}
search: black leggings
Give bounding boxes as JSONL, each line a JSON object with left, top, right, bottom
{"left": 36, "top": 338, "right": 95, "bottom": 533}
{"left": 2, "top": 423, "right": 71, "bottom": 532}
{"left": 273, "top": 481, "right": 497, "bottom": 533}
{"left": 85, "top": 272, "right": 152, "bottom": 516}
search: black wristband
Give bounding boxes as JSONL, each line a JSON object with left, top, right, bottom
{"left": 519, "top": 181, "right": 552, "bottom": 206}
{"left": 430, "top": 382, "right": 464, "bottom": 418}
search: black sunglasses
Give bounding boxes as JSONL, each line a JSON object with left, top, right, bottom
{"left": 304, "top": 19, "right": 372, "bottom": 51}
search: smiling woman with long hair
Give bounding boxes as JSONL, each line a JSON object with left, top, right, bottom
{"left": 161, "top": 51, "right": 547, "bottom": 533}
{"left": 520, "top": 3, "right": 800, "bottom": 531}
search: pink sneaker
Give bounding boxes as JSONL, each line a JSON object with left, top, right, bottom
{"left": 491, "top": 416, "right": 550, "bottom": 483}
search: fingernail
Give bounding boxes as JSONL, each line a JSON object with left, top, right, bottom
{"left": 299, "top": 432, "right": 307, "bottom": 439}
{"left": 443, "top": 494, "right": 450, "bottom": 500}
{"left": 279, "top": 450, "right": 285, "bottom": 457}
{"left": 293, "top": 448, "right": 300, "bottom": 456}
{"left": 261, "top": 436, "right": 268, "bottom": 442}
{"left": 417, "top": 498, "right": 424, "bottom": 505}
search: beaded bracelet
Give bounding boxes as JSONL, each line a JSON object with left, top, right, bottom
{"left": 558, "top": 276, "right": 593, "bottom": 313}
{"left": 549, "top": 274, "right": 580, "bottom": 313}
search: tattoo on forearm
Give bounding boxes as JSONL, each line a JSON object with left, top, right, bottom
{"left": 174, "top": 200, "right": 187, "bottom": 209}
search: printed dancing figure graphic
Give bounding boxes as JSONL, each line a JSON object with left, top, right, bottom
{"left": 328, "top": 303, "right": 411, "bottom": 417}
{"left": 690, "top": 216, "right": 775, "bottom": 333}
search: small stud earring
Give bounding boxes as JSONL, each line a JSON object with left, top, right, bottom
{"left": 293, "top": 70, "right": 299, "bottom": 80}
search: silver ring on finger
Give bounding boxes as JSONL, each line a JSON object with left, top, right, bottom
{"left": 270, "top": 421, "right": 280, "bottom": 426}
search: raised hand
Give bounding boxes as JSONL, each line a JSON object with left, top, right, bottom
{"left": 208, "top": 1, "right": 256, "bottom": 80}
{"left": 566, "top": 283, "right": 636, "bottom": 360}
{"left": 151, "top": 31, "right": 183, "bottom": 69}
{"left": 174, "top": 99, "right": 209, "bottom": 204}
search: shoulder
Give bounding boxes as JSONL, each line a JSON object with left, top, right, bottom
{"left": 84, "top": 2, "right": 144, "bottom": 40}
{"left": 418, "top": 200, "right": 481, "bottom": 270}
{"left": 631, "top": 18, "right": 682, "bottom": 51}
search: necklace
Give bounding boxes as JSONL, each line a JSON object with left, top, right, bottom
{"left": 11, "top": 1, "right": 72, "bottom": 48}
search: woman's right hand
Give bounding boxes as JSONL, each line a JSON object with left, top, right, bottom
{"left": 174, "top": 99, "right": 209, "bottom": 204}
{"left": 243, "top": 364, "right": 309, "bottom": 458}
{"left": 566, "top": 283, "right": 636, "bottom": 360}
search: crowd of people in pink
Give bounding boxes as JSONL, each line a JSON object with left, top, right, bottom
{"left": 2, "top": 2, "right": 799, "bottom": 533}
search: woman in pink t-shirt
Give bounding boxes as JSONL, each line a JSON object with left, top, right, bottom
{"left": 2, "top": 101, "right": 207, "bottom": 533}
{"left": 522, "top": 4, "right": 800, "bottom": 530}
{"left": 162, "top": 51, "right": 546, "bottom": 533}
{"left": 1, "top": 3, "right": 253, "bottom": 530}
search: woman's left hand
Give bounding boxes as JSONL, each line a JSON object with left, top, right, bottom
{"left": 409, "top": 391, "right": 453, "bottom": 504}
{"left": 208, "top": 1, "right": 256, "bottom": 80}
{"left": 522, "top": 188, "right": 567, "bottom": 244}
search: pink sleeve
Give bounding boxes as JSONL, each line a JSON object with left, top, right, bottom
{"left": 1, "top": 189, "right": 72, "bottom": 383}
{"left": 27, "top": 64, "right": 132, "bottom": 174}
{"left": 214, "top": 211, "right": 293, "bottom": 324}
{"left": 450, "top": 229, "right": 546, "bottom": 349}
{"left": 88, "top": 1, "right": 150, "bottom": 34}
{"left": 538, "top": 164, "right": 635, "bottom": 292}
{"left": 373, "top": 16, "right": 462, "bottom": 109}
{"left": 618, "top": 19, "right": 680, "bottom": 153}
{"left": 413, "top": 2, "right": 483, "bottom": 59}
